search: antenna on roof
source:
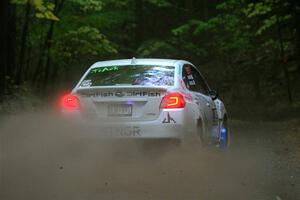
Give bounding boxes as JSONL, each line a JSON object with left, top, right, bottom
{"left": 131, "top": 57, "right": 137, "bottom": 65}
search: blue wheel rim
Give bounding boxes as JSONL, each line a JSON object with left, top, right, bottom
{"left": 220, "top": 126, "right": 227, "bottom": 148}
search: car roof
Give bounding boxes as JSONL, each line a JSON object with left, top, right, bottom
{"left": 90, "top": 58, "right": 189, "bottom": 68}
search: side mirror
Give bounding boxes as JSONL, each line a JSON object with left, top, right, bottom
{"left": 209, "top": 90, "right": 218, "bottom": 100}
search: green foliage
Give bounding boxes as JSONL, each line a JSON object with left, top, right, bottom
{"left": 4, "top": 0, "right": 299, "bottom": 109}
{"left": 11, "top": 0, "right": 59, "bottom": 20}
{"left": 243, "top": 1, "right": 273, "bottom": 18}
{"left": 243, "top": 1, "right": 293, "bottom": 35}
{"left": 172, "top": 18, "right": 220, "bottom": 36}
{"left": 102, "top": 0, "right": 130, "bottom": 8}
{"left": 172, "top": 2, "right": 251, "bottom": 58}
{"left": 146, "top": 0, "right": 171, "bottom": 7}
{"left": 137, "top": 40, "right": 174, "bottom": 57}
{"left": 34, "top": 2, "right": 59, "bottom": 21}
{"left": 172, "top": 0, "right": 296, "bottom": 56}
{"left": 169, "top": 0, "right": 299, "bottom": 104}
{"left": 71, "top": 0, "right": 103, "bottom": 12}
{"left": 55, "top": 26, "right": 117, "bottom": 64}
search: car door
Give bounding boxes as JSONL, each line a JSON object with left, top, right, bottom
{"left": 182, "top": 64, "right": 218, "bottom": 140}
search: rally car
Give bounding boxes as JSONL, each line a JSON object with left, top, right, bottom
{"left": 60, "top": 58, "right": 229, "bottom": 148}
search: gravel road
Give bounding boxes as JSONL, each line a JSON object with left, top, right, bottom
{"left": 0, "top": 113, "right": 299, "bottom": 200}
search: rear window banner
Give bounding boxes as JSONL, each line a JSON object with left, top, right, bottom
{"left": 81, "top": 65, "right": 175, "bottom": 87}
{"left": 91, "top": 66, "right": 119, "bottom": 74}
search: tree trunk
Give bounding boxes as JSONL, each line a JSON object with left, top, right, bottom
{"left": 16, "top": 0, "right": 31, "bottom": 85}
{"left": 33, "top": 0, "right": 64, "bottom": 89}
{"left": 253, "top": 66, "right": 261, "bottom": 99}
{"left": 296, "top": 23, "right": 300, "bottom": 71}
{"left": 0, "top": 0, "right": 9, "bottom": 96}
{"left": 135, "top": 0, "right": 144, "bottom": 48}
{"left": 32, "top": 43, "right": 45, "bottom": 84}
{"left": 202, "top": 0, "right": 209, "bottom": 20}
{"left": 0, "top": 0, "right": 16, "bottom": 96}
{"left": 24, "top": 45, "right": 32, "bottom": 81}
{"left": 277, "top": 17, "right": 293, "bottom": 104}
{"left": 43, "top": 20, "right": 55, "bottom": 88}
{"left": 295, "top": 0, "right": 300, "bottom": 71}
{"left": 43, "top": 0, "right": 65, "bottom": 88}
{"left": 184, "top": 0, "right": 194, "bottom": 18}
{"left": 7, "top": 2, "right": 17, "bottom": 79}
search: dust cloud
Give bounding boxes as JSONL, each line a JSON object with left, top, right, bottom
{"left": 0, "top": 112, "right": 295, "bottom": 200}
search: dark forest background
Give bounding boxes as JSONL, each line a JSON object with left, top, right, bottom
{"left": 1, "top": 0, "right": 300, "bottom": 118}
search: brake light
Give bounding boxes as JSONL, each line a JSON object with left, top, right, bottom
{"left": 160, "top": 92, "right": 186, "bottom": 109}
{"left": 60, "top": 94, "right": 80, "bottom": 110}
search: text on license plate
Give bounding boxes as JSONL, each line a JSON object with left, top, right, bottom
{"left": 107, "top": 104, "right": 132, "bottom": 116}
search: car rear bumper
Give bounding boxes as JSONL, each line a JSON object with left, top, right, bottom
{"left": 62, "top": 109, "right": 197, "bottom": 140}
{"left": 81, "top": 123, "right": 186, "bottom": 139}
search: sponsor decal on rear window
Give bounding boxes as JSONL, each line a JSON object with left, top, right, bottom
{"left": 80, "top": 80, "right": 92, "bottom": 87}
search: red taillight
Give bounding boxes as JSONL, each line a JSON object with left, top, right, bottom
{"left": 160, "top": 92, "right": 186, "bottom": 109}
{"left": 60, "top": 94, "right": 80, "bottom": 110}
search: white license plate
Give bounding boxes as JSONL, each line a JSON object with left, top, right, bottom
{"left": 107, "top": 104, "right": 132, "bottom": 116}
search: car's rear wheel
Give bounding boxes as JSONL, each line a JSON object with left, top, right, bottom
{"left": 196, "top": 116, "right": 230, "bottom": 149}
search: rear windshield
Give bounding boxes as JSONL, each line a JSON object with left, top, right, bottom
{"left": 79, "top": 65, "right": 175, "bottom": 87}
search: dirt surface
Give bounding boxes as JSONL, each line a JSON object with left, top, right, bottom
{"left": 0, "top": 113, "right": 299, "bottom": 200}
